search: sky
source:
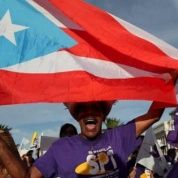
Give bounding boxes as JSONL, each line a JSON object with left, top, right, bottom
{"left": 0, "top": 0, "right": 178, "bottom": 144}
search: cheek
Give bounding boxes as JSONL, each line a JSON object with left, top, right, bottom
{"left": 78, "top": 120, "right": 85, "bottom": 130}
{"left": 97, "top": 116, "right": 105, "bottom": 123}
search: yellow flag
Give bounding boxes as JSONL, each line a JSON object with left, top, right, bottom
{"left": 31, "top": 131, "right": 38, "bottom": 145}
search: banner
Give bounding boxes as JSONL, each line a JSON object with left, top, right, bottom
{"left": 40, "top": 136, "right": 58, "bottom": 155}
{"left": 0, "top": 0, "right": 177, "bottom": 105}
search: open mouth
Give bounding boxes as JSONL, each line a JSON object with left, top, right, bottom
{"left": 84, "top": 117, "right": 97, "bottom": 130}
{"left": 84, "top": 117, "right": 97, "bottom": 124}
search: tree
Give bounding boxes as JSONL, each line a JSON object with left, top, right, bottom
{"left": 105, "top": 117, "right": 121, "bottom": 129}
{"left": 0, "top": 124, "right": 12, "bottom": 133}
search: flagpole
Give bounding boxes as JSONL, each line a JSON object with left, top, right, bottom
{"left": 18, "top": 137, "right": 24, "bottom": 151}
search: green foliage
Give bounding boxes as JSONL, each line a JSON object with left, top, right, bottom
{"left": 0, "top": 124, "right": 12, "bottom": 133}
{"left": 105, "top": 117, "right": 121, "bottom": 129}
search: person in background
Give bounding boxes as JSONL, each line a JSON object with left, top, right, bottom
{"left": 165, "top": 148, "right": 176, "bottom": 166}
{"left": 59, "top": 123, "right": 78, "bottom": 138}
{"left": 166, "top": 149, "right": 178, "bottom": 177}
{"left": 21, "top": 150, "right": 35, "bottom": 168}
{"left": 167, "top": 160, "right": 178, "bottom": 178}
{"left": 127, "top": 135, "right": 144, "bottom": 177}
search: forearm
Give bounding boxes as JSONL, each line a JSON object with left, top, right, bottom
{"left": 135, "top": 102, "right": 165, "bottom": 137}
{"left": 0, "top": 136, "right": 29, "bottom": 178}
{"left": 135, "top": 70, "right": 178, "bottom": 136}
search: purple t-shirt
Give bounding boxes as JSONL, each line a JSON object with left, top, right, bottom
{"left": 167, "top": 162, "right": 178, "bottom": 178}
{"left": 34, "top": 121, "right": 138, "bottom": 178}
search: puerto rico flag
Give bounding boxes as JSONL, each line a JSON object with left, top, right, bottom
{"left": 0, "top": 0, "right": 178, "bottom": 105}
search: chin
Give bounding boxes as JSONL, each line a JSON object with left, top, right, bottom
{"left": 85, "top": 132, "right": 99, "bottom": 140}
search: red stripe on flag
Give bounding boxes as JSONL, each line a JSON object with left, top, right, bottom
{"left": 64, "top": 28, "right": 172, "bottom": 73}
{"left": 0, "top": 70, "right": 176, "bottom": 105}
{"left": 49, "top": 0, "right": 178, "bottom": 70}
{"left": 0, "top": 0, "right": 177, "bottom": 105}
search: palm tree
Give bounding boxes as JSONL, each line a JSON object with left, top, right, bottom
{"left": 0, "top": 124, "right": 12, "bottom": 133}
{"left": 105, "top": 117, "right": 121, "bottom": 129}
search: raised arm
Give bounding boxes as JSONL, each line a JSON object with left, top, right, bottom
{"left": 135, "top": 102, "right": 165, "bottom": 137}
{"left": 0, "top": 132, "right": 43, "bottom": 178}
{"left": 135, "top": 70, "right": 178, "bottom": 137}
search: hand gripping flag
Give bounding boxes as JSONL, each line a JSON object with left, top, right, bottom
{"left": 0, "top": 0, "right": 178, "bottom": 105}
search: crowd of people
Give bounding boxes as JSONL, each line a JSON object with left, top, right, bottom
{"left": 0, "top": 101, "right": 177, "bottom": 178}
{"left": 127, "top": 146, "right": 178, "bottom": 178}
{"left": 17, "top": 135, "right": 178, "bottom": 178}
{"left": 19, "top": 123, "right": 78, "bottom": 169}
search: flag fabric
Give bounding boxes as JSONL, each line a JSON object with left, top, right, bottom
{"left": 0, "top": 0, "right": 178, "bottom": 105}
{"left": 167, "top": 108, "right": 178, "bottom": 147}
{"left": 136, "top": 127, "right": 169, "bottom": 177}
{"left": 30, "top": 131, "right": 38, "bottom": 147}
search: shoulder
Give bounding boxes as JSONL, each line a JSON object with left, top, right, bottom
{"left": 106, "top": 120, "right": 135, "bottom": 134}
{"left": 104, "top": 120, "right": 137, "bottom": 144}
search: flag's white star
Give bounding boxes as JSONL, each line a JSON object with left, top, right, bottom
{"left": 0, "top": 10, "right": 29, "bottom": 45}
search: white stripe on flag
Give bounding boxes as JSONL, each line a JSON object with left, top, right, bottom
{"left": 110, "top": 14, "right": 178, "bottom": 59}
{"left": 2, "top": 51, "right": 171, "bottom": 80}
{"left": 29, "top": 1, "right": 178, "bottom": 59}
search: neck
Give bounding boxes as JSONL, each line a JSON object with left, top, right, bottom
{"left": 80, "top": 132, "right": 102, "bottom": 141}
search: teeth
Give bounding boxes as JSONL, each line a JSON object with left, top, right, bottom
{"left": 87, "top": 119, "right": 95, "bottom": 121}
{"left": 85, "top": 117, "right": 96, "bottom": 124}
